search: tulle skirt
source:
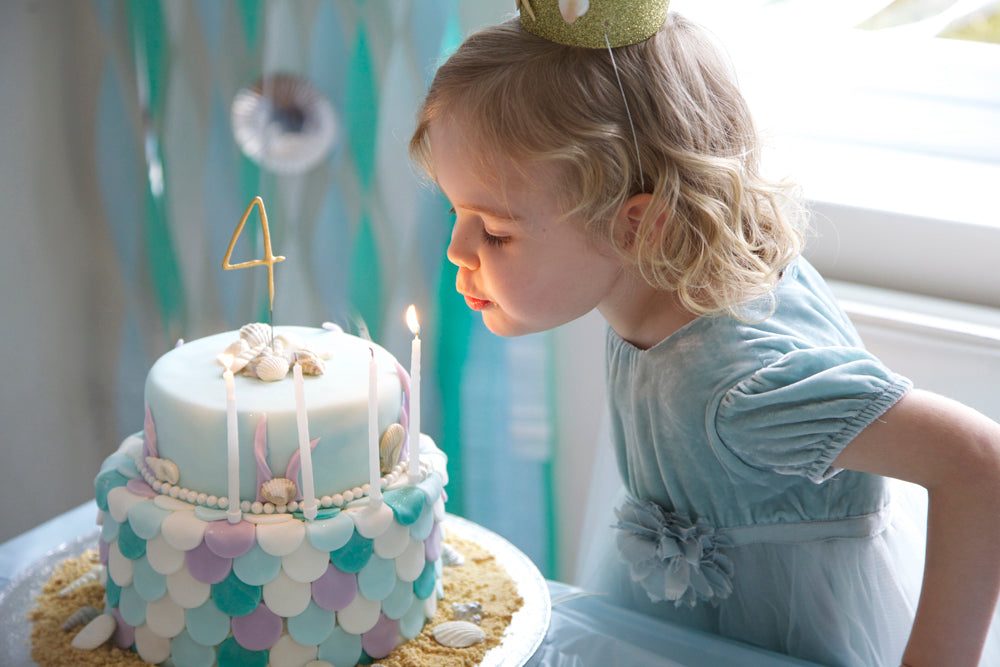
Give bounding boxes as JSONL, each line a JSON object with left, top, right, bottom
{"left": 578, "top": 479, "right": 1000, "bottom": 667}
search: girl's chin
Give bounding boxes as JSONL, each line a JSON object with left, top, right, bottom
{"left": 480, "top": 311, "right": 548, "bottom": 338}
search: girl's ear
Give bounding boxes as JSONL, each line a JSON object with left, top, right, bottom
{"left": 613, "top": 193, "right": 664, "bottom": 251}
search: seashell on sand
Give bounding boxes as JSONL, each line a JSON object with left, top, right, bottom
{"left": 432, "top": 620, "right": 486, "bottom": 648}
{"left": 62, "top": 605, "right": 101, "bottom": 630}
{"left": 379, "top": 423, "right": 406, "bottom": 474}
{"left": 452, "top": 601, "right": 484, "bottom": 624}
{"left": 249, "top": 351, "right": 290, "bottom": 382}
{"left": 294, "top": 349, "right": 326, "bottom": 375}
{"left": 240, "top": 322, "right": 274, "bottom": 348}
{"left": 441, "top": 542, "right": 465, "bottom": 567}
{"left": 58, "top": 565, "right": 105, "bottom": 597}
{"left": 260, "top": 477, "right": 298, "bottom": 506}
{"left": 146, "top": 457, "right": 180, "bottom": 485}
{"left": 70, "top": 612, "right": 116, "bottom": 650}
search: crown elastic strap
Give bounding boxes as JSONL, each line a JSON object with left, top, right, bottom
{"left": 517, "top": 0, "right": 670, "bottom": 49}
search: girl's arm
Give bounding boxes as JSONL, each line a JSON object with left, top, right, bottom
{"left": 834, "top": 389, "right": 1000, "bottom": 667}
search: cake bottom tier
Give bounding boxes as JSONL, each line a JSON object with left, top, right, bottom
{"left": 93, "top": 448, "right": 447, "bottom": 667}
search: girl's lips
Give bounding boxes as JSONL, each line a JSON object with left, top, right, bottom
{"left": 464, "top": 295, "right": 492, "bottom": 311}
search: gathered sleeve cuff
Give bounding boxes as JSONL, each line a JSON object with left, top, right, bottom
{"left": 715, "top": 347, "right": 912, "bottom": 483}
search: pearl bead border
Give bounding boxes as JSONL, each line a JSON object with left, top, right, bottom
{"left": 135, "top": 455, "right": 422, "bottom": 514}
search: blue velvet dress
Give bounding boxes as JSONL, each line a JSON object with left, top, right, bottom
{"left": 585, "top": 258, "right": 999, "bottom": 666}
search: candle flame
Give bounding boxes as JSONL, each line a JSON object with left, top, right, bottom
{"left": 405, "top": 305, "right": 420, "bottom": 336}
{"left": 218, "top": 353, "right": 235, "bottom": 370}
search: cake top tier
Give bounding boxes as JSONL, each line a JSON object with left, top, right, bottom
{"left": 143, "top": 325, "right": 406, "bottom": 504}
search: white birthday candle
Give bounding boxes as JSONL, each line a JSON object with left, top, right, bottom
{"left": 220, "top": 354, "right": 241, "bottom": 524}
{"left": 294, "top": 363, "right": 318, "bottom": 520}
{"left": 406, "top": 306, "right": 421, "bottom": 479}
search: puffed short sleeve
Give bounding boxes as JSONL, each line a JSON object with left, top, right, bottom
{"left": 715, "top": 347, "right": 912, "bottom": 483}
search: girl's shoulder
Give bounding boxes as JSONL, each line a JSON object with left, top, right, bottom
{"left": 608, "top": 257, "right": 864, "bottom": 372}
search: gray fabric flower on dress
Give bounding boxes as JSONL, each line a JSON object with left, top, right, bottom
{"left": 614, "top": 497, "right": 734, "bottom": 607}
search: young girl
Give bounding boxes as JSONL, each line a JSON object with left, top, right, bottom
{"left": 409, "top": 2, "right": 1000, "bottom": 665}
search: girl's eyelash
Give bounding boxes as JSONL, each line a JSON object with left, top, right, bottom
{"left": 449, "top": 207, "right": 510, "bottom": 247}
{"left": 482, "top": 229, "right": 510, "bottom": 247}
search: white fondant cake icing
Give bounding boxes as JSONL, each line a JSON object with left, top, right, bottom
{"left": 145, "top": 325, "right": 406, "bottom": 506}
{"left": 92, "top": 324, "right": 449, "bottom": 666}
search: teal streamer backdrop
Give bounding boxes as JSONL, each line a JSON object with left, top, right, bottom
{"left": 92, "top": 0, "right": 558, "bottom": 578}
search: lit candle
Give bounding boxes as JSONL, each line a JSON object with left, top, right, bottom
{"left": 405, "top": 305, "right": 421, "bottom": 478}
{"left": 368, "top": 349, "right": 382, "bottom": 506}
{"left": 220, "top": 354, "right": 242, "bottom": 524}
{"left": 293, "top": 363, "right": 318, "bottom": 520}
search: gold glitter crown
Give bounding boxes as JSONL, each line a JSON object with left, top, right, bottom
{"left": 517, "top": 0, "right": 670, "bottom": 49}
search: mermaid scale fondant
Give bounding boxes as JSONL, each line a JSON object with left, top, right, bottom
{"left": 89, "top": 324, "right": 448, "bottom": 665}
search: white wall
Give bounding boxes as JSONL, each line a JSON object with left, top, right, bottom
{"left": 0, "top": 2, "right": 117, "bottom": 543}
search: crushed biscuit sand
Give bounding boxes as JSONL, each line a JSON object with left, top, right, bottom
{"left": 27, "top": 533, "right": 524, "bottom": 666}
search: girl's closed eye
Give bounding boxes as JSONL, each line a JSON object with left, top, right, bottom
{"left": 481, "top": 227, "right": 511, "bottom": 247}
{"left": 449, "top": 207, "right": 512, "bottom": 248}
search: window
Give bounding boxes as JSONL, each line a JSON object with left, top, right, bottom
{"left": 674, "top": 0, "right": 1000, "bottom": 307}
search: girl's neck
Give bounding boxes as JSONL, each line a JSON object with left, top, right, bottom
{"left": 599, "top": 273, "right": 697, "bottom": 350}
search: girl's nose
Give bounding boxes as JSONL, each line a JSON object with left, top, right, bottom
{"left": 446, "top": 220, "right": 480, "bottom": 270}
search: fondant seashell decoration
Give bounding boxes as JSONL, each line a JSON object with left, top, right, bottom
{"left": 559, "top": 0, "right": 589, "bottom": 23}
{"left": 70, "top": 612, "right": 116, "bottom": 650}
{"left": 62, "top": 605, "right": 101, "bottom": 630}
{"left": 276, "top": 330, "right": 304, "bottom": 351}
{"left": 242, "top": 347, "right": 276, "bottom": 378}
{"left": 261, "top": 477, "right": 297, "bottom": 506}
{"left": 221, "top": 339, "right": 252, "bottom": 373}
{"left": 224, "top": 339, "right": 250, "bottom": 356}
{"left": 221, "top": 323, "right": 326, "bottom": 381}
{"left": 240, "top": 322, "right": 273, "bottom": 348}
{"left": 432, "top": 620, "right": 486, "bottom": 648}
{"left": 294, "top": 349, "right": 326, "bottom": 376}
{"left": 58, "top": 565, "right": 105, "bottom": 597}
{"left": 237, "top": 345, "right": 265, "bottom": 373}
{"left": 379, "top": 423, "right": 406, "bottom": 474}
{"left": 146, "top": 456, "right": 180, "bottom": 485}
{"left": 254, "top": 353, "right": 291, "bottom": 382}
{"left": 441, "top": 542, "right": 465, "bottom": 567}
{"left": 452, "top": 601, "right": 484, "bottom": 624}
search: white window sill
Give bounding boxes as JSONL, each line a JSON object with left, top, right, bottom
{"left": 767, "top": 136, "right": 1000, "bottom": 308}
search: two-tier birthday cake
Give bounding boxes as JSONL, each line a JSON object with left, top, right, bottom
{"left": 83, "top": 322, "right": 451, "bottom": 666}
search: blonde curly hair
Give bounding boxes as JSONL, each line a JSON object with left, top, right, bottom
{"left": 410, "top": 13, "right": 805, "bottom": 318}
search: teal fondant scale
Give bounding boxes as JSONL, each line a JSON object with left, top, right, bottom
{"left": 330, "top": 530, "right": 374, "bottom": 574}
{"left": 383, "top": 486, "right": 426, "bottom": 526}
{"left": 217, "top": 636, "right": 268, "bottom": 667}
{"left": 212, "top": 570, "right": 262, "bottom": 617}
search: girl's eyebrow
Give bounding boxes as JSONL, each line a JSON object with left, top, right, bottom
{"left": 454, "top": 201, "right": 524, "bottom": 222}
